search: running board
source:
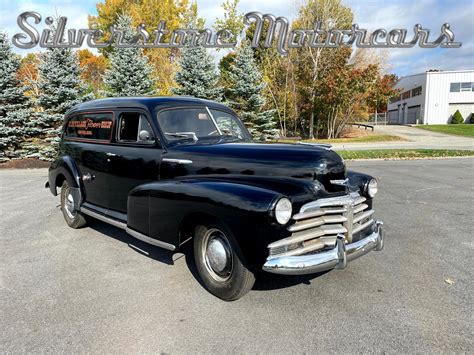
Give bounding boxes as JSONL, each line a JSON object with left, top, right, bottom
{"left": 80, "top": 205, "right": 176, "bottom": 251}
{"left": 126, "top": 227, "right": 176, "bottom": 251}
{"left": 81, "top": 206, "right": 126, "bottom": 229}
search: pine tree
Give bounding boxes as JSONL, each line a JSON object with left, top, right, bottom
{"left": 103, "top": 14, "right": 155, "bottom": 97}
{"left": 227, "top": 42, "right": 278, "bottom": 139}
{"left": 173, "top": 45, "right": 222, "bottom": 101}
{"left": 0, "top": 31, "right": 33, "bottom": 161}
{"left": 34, "top": 39, "right": 91, "bottom": 159}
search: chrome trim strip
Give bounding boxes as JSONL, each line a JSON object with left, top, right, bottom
{"left": 300, "top": 192, "right": 362, "bottom": 212}
{"left": 295, "top": 141, "right": 332, "bottom": 150}
{"left": 126, "top": 227, "right": 176, "bottom": 251}
{"left": 268, "top": 224, "right": 347, "bottom": 249}
{"left": 179, "top": 237, "right": 192, "bottom": 247}
{"left": 81, "top": 207, "right": 127, "bottom": 230}
{"left": 162, "top": 158, "right": 193, "bottom": 164}
{"left": 330, "top": 178, "right": 349, "bottom": 186}
{"left": 263, "top": 221, "right": 383, "bottom": 275}
{"left": 288, "top": 215, "right": 347, "bottom": 232}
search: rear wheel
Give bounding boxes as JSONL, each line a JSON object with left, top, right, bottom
{"left": 193, "top": 221, "right": 255, "bottom": 301}
{"left": 60, "top": 180, "right": 88, "bottom": 229}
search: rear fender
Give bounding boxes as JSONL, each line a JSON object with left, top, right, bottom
{"left": 48, "top": 156, "right": 84, "bottom": 200}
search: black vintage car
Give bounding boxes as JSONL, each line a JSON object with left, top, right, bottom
{"left": 47, "top": 97, "right": 384, "bottom": 301}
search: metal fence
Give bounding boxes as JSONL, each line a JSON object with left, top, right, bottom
{"left": 353, "top": 113, "right": 388, "bottom": 125}
{"left": 366, "top": 113, "right": 388, "bottom": 125}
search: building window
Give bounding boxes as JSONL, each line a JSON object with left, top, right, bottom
{"left": 411, "top": 86, "right": 422, "bottom": 97}
{"left": 460, "top": 82, "right": 472, "bottom": 92}
{"left": 450, "top": 83, "right": 460, "bottom": 92}
{"left": 401, "top": 90, "right": 411, "bottom": 100}
{"left": 450, "top": 82, "right": 473, "bottom": 92}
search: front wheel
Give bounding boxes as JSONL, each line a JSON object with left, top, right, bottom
{"left": 60, "top": 181, "right": 88, "bottom": 229}
{"left": 193, "top": 221, "right": 255, "bottom": 301}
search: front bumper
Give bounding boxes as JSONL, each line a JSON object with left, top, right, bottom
{"left": 262, "top": 221, "right": 384, "bottom": 275}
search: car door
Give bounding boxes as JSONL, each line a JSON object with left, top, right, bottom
{"left": 106, "top": 110, "right": 163, "bottom": 214}
{"left": 63, "top": 111, "right": 114, "bottom": 209}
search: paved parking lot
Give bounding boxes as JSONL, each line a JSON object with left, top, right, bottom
{"left": 1, "top": 159, "right": 473, "bottom": 353}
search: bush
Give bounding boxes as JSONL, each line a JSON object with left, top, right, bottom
{"left": 451, "top": 110, "right": 464, "bottom": 124}
{"left": 470, "top": 113, "right": 474, "bottom": 124}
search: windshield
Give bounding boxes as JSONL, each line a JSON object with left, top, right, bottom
{"left": 157, "top": 107, "right": 250, "bottom": 143}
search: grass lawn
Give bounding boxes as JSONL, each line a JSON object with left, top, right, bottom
{"left": 275, "top": 134, "right": 404, "bottom": 144}
{"left": 416, "top": 124, "right": 474, "bottom": 138}
{"left": 337, "top": 149, "right": 474, "bottom": 160}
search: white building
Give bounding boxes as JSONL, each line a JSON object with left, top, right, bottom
{"left": 387, "top": 70, "right": 474, "bottom": 124}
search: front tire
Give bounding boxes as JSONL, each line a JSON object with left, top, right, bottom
{"left": 60, "top": 181, "right": 88, "bottom": 229}
{"left": 193, "top": 221, "right": 255, "bottom": 301}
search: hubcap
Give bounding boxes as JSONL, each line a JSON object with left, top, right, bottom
{"left": 207, "top": 238, "right": 228, "bottom": 272}
{"left": 201, "top": 228, "right": 233, "bottom": 282}
{"left": 64, "top": 189, "right": 76, "bottom": 219}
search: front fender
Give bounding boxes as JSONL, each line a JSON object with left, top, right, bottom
{"left": 347, "top": 171, "right": 373, "bottom": 193}
{"left": 48, "top": 155, "right": 83, "bottom": 197}
{"left": 127, "top": 179, "right": 285, "bottom": 266}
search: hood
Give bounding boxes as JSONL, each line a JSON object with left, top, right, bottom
{"left": 161, "top": 142, "right": 346, "bottom": 193}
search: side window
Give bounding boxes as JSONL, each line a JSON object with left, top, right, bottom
{"left": 118, "top": 113, "right": 155, "bottom": 144}
{"left": 65, "top": 112, "right": 113, "bottom": 141}
{"left": 210, "top": 110, "right": 245, "bottom": 139}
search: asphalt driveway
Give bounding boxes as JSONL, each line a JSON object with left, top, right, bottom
{"left": 1, "top": 159, "right": 473, "bottom": 353}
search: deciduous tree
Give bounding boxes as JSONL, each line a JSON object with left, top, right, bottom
{"left": 89, "top": 0, "right": 194, "bottom": 94}
{"left": 78, "top": 49, "right": 107, "bottom": 95}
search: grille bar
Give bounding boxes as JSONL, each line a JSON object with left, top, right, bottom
{"left": 288, "top": 215, "right": 347, "bottom": 232}
{"left": 268, "top": 193, "right": 375, "bottom": 258}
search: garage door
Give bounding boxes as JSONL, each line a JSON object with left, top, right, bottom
{"left": 407, "top": 105, "right": 421, "bottom": 124}
{"left": 449, "top": 104, "right": 474, "bottom": 123}
{"left": 388, "top": 110, "right": 399, "bottom": 124}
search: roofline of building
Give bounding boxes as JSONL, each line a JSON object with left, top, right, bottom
{"left": 396, "top": 69, "right": 474, "bottom": 82}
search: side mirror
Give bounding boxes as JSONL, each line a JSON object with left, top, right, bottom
{"left": 138, "top": 130, "right": 153, "bottom": 142}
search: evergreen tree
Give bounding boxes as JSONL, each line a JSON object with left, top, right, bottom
{"left": 227, "top": 42, "right": 278, "bottom": 139}
{"left": 102, "top": 14, "right": 155, "bottom": 97}
{"left": 173, "top": 45, "right": 222, "bottom": 101}
{"left": 0, "top": 32, "right": 32, "bottom": 161}
{"left": 35, "top": 39, "right": 91, "bottom": 159}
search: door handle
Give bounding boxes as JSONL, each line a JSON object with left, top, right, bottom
{"left": 106, "top": 152, "right": 117, "bottom": 157}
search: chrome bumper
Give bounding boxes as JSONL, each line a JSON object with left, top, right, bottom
{"left": 262, "top": 221, "right": 384, "bottom": 275}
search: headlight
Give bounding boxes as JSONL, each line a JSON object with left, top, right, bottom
{"left": 366, "top": 179, "right": 378, "bottom": 198}
{"left": 275, "top": 198, "right": 292, "bottom": 225}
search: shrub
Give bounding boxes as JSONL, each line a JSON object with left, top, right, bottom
{"left": 451, "top": 110, "right": 464, "bottom": 124}
{"left": 470, "top": 113, "right": 474, "bottom": 124}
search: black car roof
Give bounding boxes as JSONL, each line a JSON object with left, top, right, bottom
{"left": 66, "top": 96, "right": 233, "bottom": 116}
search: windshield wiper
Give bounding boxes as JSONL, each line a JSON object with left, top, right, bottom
{"left": 215, "top": 134, "right": 241, "bottom": 142}
{"left": 165, "top": 132, "right": 198, "bottom": 141}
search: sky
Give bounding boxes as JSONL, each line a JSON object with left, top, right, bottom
{"left": 0, "top": 0, "right": 473, "bottom": 77}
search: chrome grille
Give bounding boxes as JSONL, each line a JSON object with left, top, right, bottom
{"left": 268, "top": 192, "right": 374, "bottom": 257}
